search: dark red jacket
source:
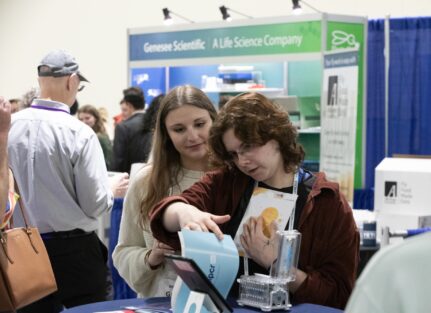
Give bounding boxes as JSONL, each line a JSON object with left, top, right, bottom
{"left": 150, "top": 167, "right": 359, "bottom": 309}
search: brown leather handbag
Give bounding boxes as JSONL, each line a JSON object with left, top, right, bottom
{"left": 0, "top": 180, "right": 57, "bottom": 312}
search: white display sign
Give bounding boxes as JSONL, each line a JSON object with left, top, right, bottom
{"left": 320, "top": 50, "right": 359, "bottom": 203}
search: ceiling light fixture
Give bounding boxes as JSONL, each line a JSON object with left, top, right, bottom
{"left": 219, "top": 5, "right": 253, "bottom": 22}
{"left": 162, "top": 8, "right": 195, "bottom": 25}
{"left": 291, "top": 0, "right": 322, "bottom": 15}
{"left": 292, "top": 0, "right": 302, "bottom": 15}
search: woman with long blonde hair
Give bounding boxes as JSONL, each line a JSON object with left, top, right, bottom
{"left": 113, "top": 85, "right": 217, "bottom": 297}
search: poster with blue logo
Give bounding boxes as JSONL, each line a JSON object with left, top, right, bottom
{"left": 131, "top": 67, "right": 166, "bottom": 105}
{"left": 320, "top": 49, "right": 359, "bottom": 204}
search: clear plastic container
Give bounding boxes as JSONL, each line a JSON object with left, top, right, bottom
{"left": 237, "top": 274, "right": 290, "bottom": 311}
{"left": 270, "top": 230, "right": 302, "bottom": 283}
{"left": 237, "top": 230, "right": 301, "bottom": 311}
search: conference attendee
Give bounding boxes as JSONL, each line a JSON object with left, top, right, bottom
{"left": 70, "top": 99, "right": 79, "bottom": 115}
{"left": 8, "top": 98, "right": 22, "bottom": 113}
{"left": 150, "top": 92, "right": 359, "bottom": 309}
{"left": 78, "top": 104, "right": 113, "bottom": 170}
{"left": 113, "top": 112, "right": 124, "bottom": 128}
{"left": 113, "top": 85, "right": 217, "bottom": 297}
{"left": 345, "top": 231, "right": 431, "bottom": 313}
{"left": 0, "top": 97, "right": 11, "bottom": 223}
{"left": 141, "top": 93, "right": 165, "bottom": 143}
{"left": 8, "top": 49, "right": 113, "bottom": 312}
{"left": 21, "top": 87, "right": 40, "bottom": 109}
{"left": 112, "top": 86, "right": 149, "bottom": 173}
{"left": 98, "top": 107, "right": 112, "bottom": 139}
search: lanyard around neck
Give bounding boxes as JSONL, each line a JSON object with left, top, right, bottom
{"left": 288, "top": 170, "right": 299, "bottom": 231}
{"left": 31, "top": 104, "right": 70, "bottom": 114}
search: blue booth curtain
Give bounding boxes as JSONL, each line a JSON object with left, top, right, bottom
{"left": 388, "top": 18, "right": 431, "bottom": 156}
{"left": 365, "top": 19, "right": 386, "bottom": 190}
{"left": 358, "top": 17, "right": 431, "bottom": 210}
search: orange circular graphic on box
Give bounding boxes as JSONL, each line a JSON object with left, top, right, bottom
{"left": 260, "top": 207, "right": 279, "bottom": 238}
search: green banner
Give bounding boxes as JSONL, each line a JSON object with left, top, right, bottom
{"left": 327, "top": 22, "right": 366, "bottom": 189}
{"left": 130, "top": 21, "right": 322, "bottom": 60}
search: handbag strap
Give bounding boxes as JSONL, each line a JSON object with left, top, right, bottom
{"left": 0, "top": 171, "right": 40, "bottom": 260}
{"left": 11, "top": 172, "right": 31, "bottom": 229}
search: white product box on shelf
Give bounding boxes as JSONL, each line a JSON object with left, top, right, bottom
{"left": 374, "top": 157, "right": 431, "bottom": 244}
{"left": 374, "top": 157, "right": 431, "bottom": 215}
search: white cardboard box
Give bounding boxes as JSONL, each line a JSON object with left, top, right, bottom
{"left": 374, "top": 157, "right": 431, "bottom": 215}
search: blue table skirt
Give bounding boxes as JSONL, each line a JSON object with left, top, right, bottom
{"left": 61, "top": 297, "right": 344, "bottom": 313}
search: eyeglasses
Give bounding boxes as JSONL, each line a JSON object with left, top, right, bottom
{"left": 227, "top": 143, "right": 260, "bottom": 161}
{"left": 70, "top": 74, "right": 85, "bottom": 92}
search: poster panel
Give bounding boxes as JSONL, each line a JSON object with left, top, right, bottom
{"left": 326, "top": 21, "right": 366, "bottom": 188}
{"left": 320, "top": 50, "right": 359, "bottom": 203}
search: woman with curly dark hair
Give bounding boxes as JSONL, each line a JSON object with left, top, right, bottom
{"left": 150, "top": 92, "right": 359, "bottom": 309}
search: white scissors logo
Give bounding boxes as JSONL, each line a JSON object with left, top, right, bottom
{"left": 331, "top": 30, "right": 357, "bottom": 48}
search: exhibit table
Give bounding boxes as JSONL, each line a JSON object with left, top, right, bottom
{"left": 61, "top": 297, "right": 344, "bottom": 313}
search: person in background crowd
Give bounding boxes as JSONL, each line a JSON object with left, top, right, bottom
{"left": 78, "top": 104, "right": 113, "bottom": 170}
{"left": 98, "top": 107, "right": 113, "bottom": 139}
{"left": 113, "top": 85, "right": 217, "bottom": 297}
{"left": 98, "top": 107, "right": 109, "bottom": 125}
{"left": 8, "top": 98, "right": 22, "bottom": 113}
{"left": 150, "top": 92, "right": 359, "bottom": 309}
{"left": 0, "top": 97, "right": 11, "bottom": 221}
{"left": 113, "top": 112, "right": 123, "bottom": 128}
{"left": 127, "top": 93, "right": 165, "bottom": 177}
{"left": 21, "top": 87, "right": 40, "bottom": 109}
{"left": 70, "top": 99, "right": 79, "bottom": 116}
{"left": 138, "top": 93, "right": 165, "bottom": 157}
{"left": 112, "top": 87, "right": 148, "bottom": 173}
{"left": 143, "top": 94, "right": 164, "bottom": 133}
{"left": 119, "top": 88, "right": 140, "bottom": 121}
{"left": 8, "top": 49, "right": 113, "bottom": 312}
{"left": 112, "top": 86, "right": 142, "bottom": 128}
{"left": 345, "top": 231, "right": 431, "bottom": 313}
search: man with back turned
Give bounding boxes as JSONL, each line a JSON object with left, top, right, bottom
{"left": 8, "top": 49, "right": 113, "bottom": 312}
